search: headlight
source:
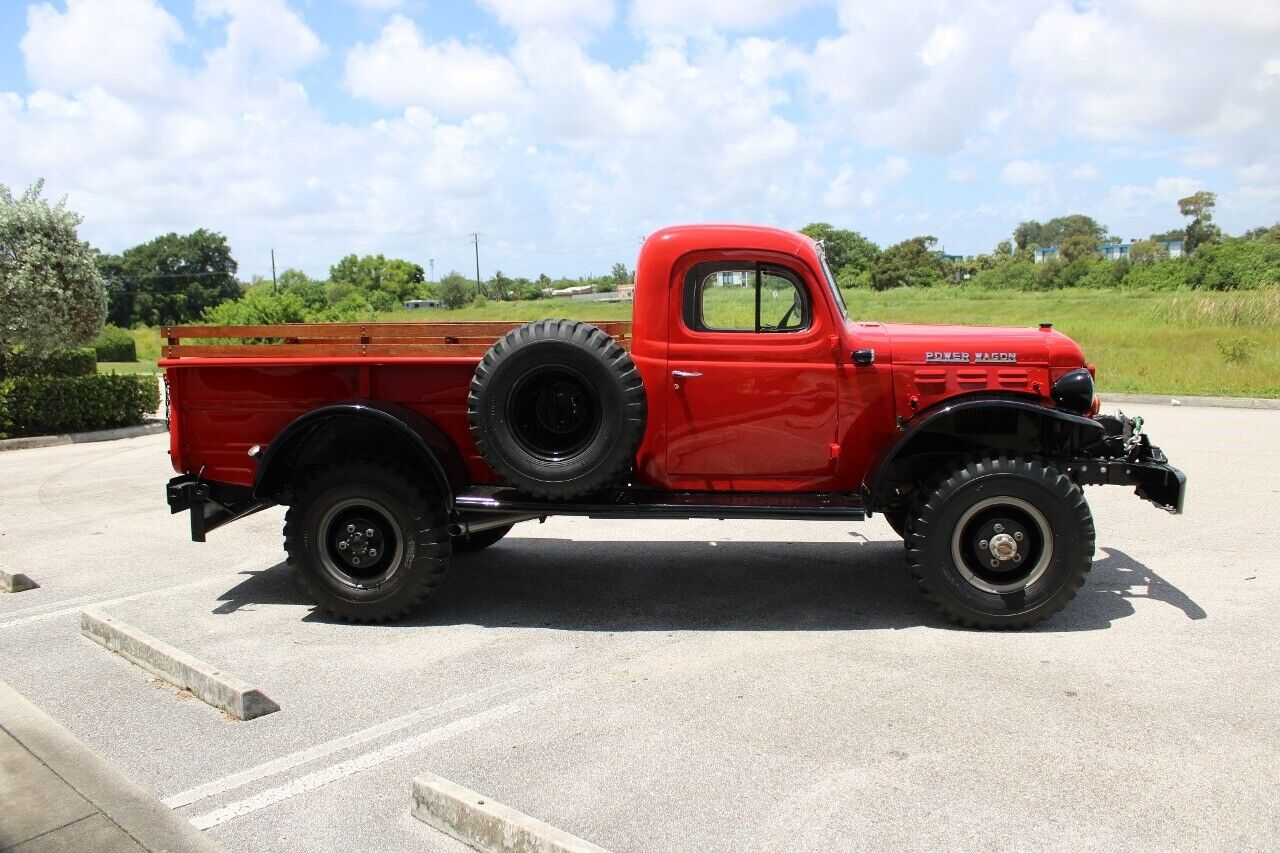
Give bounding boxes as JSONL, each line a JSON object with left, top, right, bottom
{"left": 1052, "top": 368, "right": 1094, "bottom": 414}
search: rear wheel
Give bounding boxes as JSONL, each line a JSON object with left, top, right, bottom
{"left": 906, "top": 456, "right": 1093, "bottom": 629}
{"left": 451, "top": 523, "right": 513, "bottom": 552}
{"left": 284, "top": 459, "right": 450, "bottom": 622}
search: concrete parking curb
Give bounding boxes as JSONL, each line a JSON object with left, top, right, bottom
{"left": 412, "top": 773, "right": 611, "bottom": 853}
{"left": 0, "top": 567, "right": 40, "bottom": 592}
{"left": 0, "top": 679, "right": 219, "bottom": 852}
{"left": 1102, "top": 393, "right": 1280, "bottom": 410}
{"left": 0, "top": 419, "right": 168, "bottom": 452}
{"left": 80, "top": 609, "right": 280, "bottom": 721}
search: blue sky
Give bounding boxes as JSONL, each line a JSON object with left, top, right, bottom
{"left": 1, "top": 0, "right": 1277, "bottom": 280}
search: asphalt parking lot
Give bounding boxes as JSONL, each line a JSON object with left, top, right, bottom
{"left": 1, "top": 402, "right": 1278, "bottom": 852}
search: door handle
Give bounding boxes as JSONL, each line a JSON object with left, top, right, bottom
{"left": 671, "top": 370, "right": 703, "bottom": 378}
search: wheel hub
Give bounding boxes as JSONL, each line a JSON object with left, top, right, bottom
{"left": 332, "top": 517, "right": 384, "bottom": 570}
{"left": 951, "top": 497, "right": 1052, "bottom": 594}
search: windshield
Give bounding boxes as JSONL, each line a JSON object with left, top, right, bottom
{"left": 816, "top": 244, "right": 849, "bottom": 320}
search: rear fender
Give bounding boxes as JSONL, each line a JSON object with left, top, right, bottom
{"left": 868, "top": 395, "right": 1105, "bottom": 508}
{"left": 253, "top": 402, "right": 462, "bottom": 505}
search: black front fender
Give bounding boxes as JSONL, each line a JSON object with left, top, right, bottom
{"left": 868, "top": 395, "right": 1106, "bottom": 507}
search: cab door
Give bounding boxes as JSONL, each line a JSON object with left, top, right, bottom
{"left": 664, "top": 258, "right": 839, "bottom": 489}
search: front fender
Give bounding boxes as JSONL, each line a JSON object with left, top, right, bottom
{"left": 868, "top": 395, "right": 1105, "bottom": 507}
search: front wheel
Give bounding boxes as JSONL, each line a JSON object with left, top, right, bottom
{"left": 284, "top": 459, "right": 451, "bottom": 622}
{"left": 906, "top": 456, "right": 1094, "bottom": 629}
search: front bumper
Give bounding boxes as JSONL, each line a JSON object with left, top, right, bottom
{"left": 1068, "top": 412, "right": 1186, "bottom": 513}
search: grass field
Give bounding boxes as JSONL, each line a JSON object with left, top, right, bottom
{"left": 127, "top": 288, "right": 1280, "bottom": 397}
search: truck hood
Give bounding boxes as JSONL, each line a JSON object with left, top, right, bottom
{"left": 873, "top": 322, "right": 1086, "bottom": 371}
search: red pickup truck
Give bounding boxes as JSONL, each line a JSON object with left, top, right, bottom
{"left": 163, "top": 224, "right": 1184, "bottom": 629}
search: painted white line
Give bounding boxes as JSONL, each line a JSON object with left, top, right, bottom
{"left": 0, "top": 564, "right": 263, "bottom": 629}
{"left": 163, "top": 677, "right": 526, "bottom": 809}
{"left": 188, "top": 693, "right": 539, "bottom": 830}
{"left": 413, "top": 772, "right": 611, "bottom": 853}
{"left": 181, "top": 635, "right": 686, "bottom": 830}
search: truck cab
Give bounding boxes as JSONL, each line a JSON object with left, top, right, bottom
{"left": 164, "top": 224, "right": 1185, "bottom": 629}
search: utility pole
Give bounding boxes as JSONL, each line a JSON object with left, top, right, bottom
{"left": 270, "top": 248, "right": 277, "bottom": 293}
{"left": 428, "top": 258, "right": 435, "bottom": 283}
{"left": 471, "top": 233, "right": 482, "bottom": 296}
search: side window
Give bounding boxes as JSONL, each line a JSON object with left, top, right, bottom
{"left": 684, "top": 263, "right": 810, "bottom": 333}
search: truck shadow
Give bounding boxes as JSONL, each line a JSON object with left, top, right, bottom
{"left": 212, "top": 537, "right": 1204, "bottom": 632}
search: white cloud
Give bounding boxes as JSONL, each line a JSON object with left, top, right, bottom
{"left": 1000, "top": 159, "right": 1050, "bottom": 188}
{"left": 21, "top": 0, "right": 184, "bottom": 97}
{"left": 630, "top": 0, "right": 820, "bottom": 34}
{"left": 197, "top": 0, "right": 324, "bottom": 74}
{"left": 344, "top": 15, "right": 523, "bottom": 116}
{"left": 343, "top": 0, "right": 403, "bottom": 10}
{"left": 478, "top": 0, "right": 614, "bottom": 34}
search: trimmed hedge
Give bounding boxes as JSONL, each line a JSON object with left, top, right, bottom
{"left": 0, "top": 374, "right": 159, "bottom": 438}
{"left": 0, "top": 346, "right": 97, "bottom": 379}
{"left": 93, "top": 325, "right": 138, "bottom": 362}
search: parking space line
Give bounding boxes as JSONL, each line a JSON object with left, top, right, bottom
{"left": 188, "top": 690, "right": 543, "bottom": 830}
{"left": 163, "top": 678, "right": 529, "bottom": 809}
{"left": 0, "top": 564, "right": 263, "bottom": 630}
{"left": 182, "top": 634, "right": 690, "bottom": 831}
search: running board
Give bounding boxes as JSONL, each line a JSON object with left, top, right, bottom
{"left": 454, "top": 486, "right": 866, "bottom": 522}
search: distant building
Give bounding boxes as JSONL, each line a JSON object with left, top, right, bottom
{"left": 403, "top": 299, "right": 442, "bottom": 309}
{"left": 1034, "top": 239, "right": 1185, "bottom": 263}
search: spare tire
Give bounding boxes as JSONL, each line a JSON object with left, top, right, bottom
{"left": 468, "top": 319, "right": 647, "bottom": 499}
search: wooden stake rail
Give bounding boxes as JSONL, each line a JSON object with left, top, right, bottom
{"left": 162, "top": 321, "right": 632, "bottom": 359}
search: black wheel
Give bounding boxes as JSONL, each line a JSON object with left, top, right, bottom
{"left": 284, "top": 459, "right": 450, "bottom": 622}
{"left": 451, "top": 523, "right": 513, "bottom": 552}
{"left": 468, "top": 320, "right": 647, "bottom": 500}
{"left": 883, "top": 510, "right": 908, "bottom": 538}
{"left": 906, "top": 456, "right": 1094, "bottom": 629}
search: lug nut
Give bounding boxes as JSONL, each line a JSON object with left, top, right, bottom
{"left": 366, "top": 528, "right": 375, "bottom": 538}
{"left": 1013, "top": 554, "right": 1023, "bottom": 563}
{"left": 347, "top": 524, "right": 355, "bottom": 533}
{"left": 990, "top": 558, "right": 1000, "bottom": 568}
{"left": 994, "top": 523, "right": 1004, "bottom": 533}
{"left": 338, "top": 541, "right": 348, "bottom": 551}
{"left": 979, "top": 539, "right": 988, "bottom": 549}
{"left": 352, "top": 556, "right": 361, "bottom": 565}
{"left": 1014, "top": 532, "right": 1023, "bottom": 541}
{"left": 369, "top": 549, "right": 377, "bottom": 557}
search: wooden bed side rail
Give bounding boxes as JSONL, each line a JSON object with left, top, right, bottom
{"left": 161, "top": 321, "right": 633, "bottom": 359}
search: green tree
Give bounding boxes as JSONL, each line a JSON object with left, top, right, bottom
{"left": 98, "top": 229, "right": 240, "bottom": 326}
{"left": 799, "top": 223, "right": 880, "bottom": 276}
{"left": 329, "top": 254, "right": 425, "bottom": 301}
{"left": 1060, "top": 234, "right": 1100, "bottom": 263}
{"left": 1178, "top": 191, "right": 1221, "bottom": 253}
{"left": 1127, "top": 239, "right": 1168, "bottom": 265}
{"left": 488, "top": 270, "right": 513, "bottom": 301}
{"left": 1, "top": 180, "right": 106, "bottom": 355}
{"left": 1013, "top": 215, "right": 1108, "bottom": 250}
{"left": 610, "top": 262, "right": 631, "bottom": 288}
{"left": 437, "top": 271, "right": 474, "bottom": 309}
{"left": 869, "top": 236, "right": 946, "bottom": 290}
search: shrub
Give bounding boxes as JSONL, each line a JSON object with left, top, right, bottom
{"left": 1216, "top": 336, "right": 1255, "bottom": 364}
{"left": 93, "top": 324, "right": 138, "bottom": 362}
{"left": 0, "top": 373, "right": 159, "bottom": 438}
{"left": 0, "top": 346, "right": 96, "bottom": 379}
{"left": 1, "top": 180, "right": 106, "bottom": 356}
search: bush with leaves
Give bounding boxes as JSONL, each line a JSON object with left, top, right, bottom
{"left": 0, "top": 346, "right": 96, "bottom": 379}
{"left": 0, "top": 180, "right": 106, "bottom": 357}
{"left": 0, "top": 373, "right": 159, "bottom": 438}
{"left": 93, "top": 324, "right": 138, "bottom": 361}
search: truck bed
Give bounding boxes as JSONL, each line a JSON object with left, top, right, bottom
{"left": 161, "top": 320, "right": 632, "bottom": 360}
{"left": 160, "top": 321, "right": 631, "bottom": 489}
